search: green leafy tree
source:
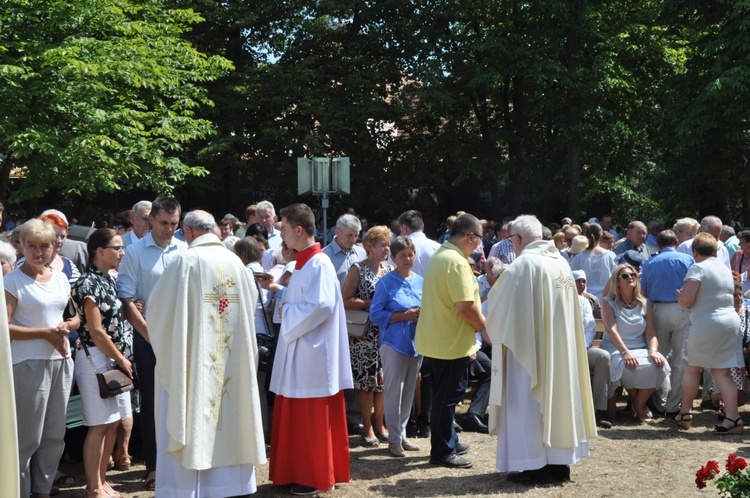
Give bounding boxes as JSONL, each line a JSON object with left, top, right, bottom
{"left": 0, "top": 0, "right": 232, "bottom": 202}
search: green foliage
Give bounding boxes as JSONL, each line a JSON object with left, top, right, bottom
{"left": 0, "top": 0, "right": 232, "bottom": 201}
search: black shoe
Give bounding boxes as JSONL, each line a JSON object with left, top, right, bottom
{"left": 417, "top": 421, "right": 431, "bottom": 438}
{"left": 547, "top": 464, "right": 571, "bottom": 482}
{"left": 506, "top": 466, "right": 554, "bottom": 484}
{"left": 595, "top": 411, "right": 612, "bottom": 429}
{"left": 462, "top": 413, "right": 489, "bottom": 433}
{"left": 429, "top": 453, "right": 472, "bottom": 469}
{"left": 290, "top": 485, "right": 321, "bottom": 496}
{"left": 453, "top": 420, "right": 463, "bottom": 433}
{"left": 455, "top": 442, "right": 469, "bottom": 455}
{"left": 347, "top": 423, "right": 363, "bottom": 436}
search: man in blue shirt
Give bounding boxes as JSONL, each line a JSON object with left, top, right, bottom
{"left": 118, "top": 197, "right": 187, "bottom": 490}
{"left": 640, "top": 229, "right": 694, "bottom": 417}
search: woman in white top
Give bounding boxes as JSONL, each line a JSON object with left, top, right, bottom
{"left": 571, "top": 223, "right": 618, "bottom": 300}
{"left": 4, "top": 219, "right": 80, "bottom": 497}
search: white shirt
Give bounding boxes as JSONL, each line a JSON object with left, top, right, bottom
{"left": 579, "top": 295, "right": 596, "bottom": 348}
{"left": 407, "top": 231, "right": 440, "bottom": 277}
{"left": 677, "top": 238, "right": 731, "bottom": 269}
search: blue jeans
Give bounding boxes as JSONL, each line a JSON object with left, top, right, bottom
{"left": 133, "top": 332, "right": 156, "bottom": 471}
{"left": 428, "top": 356, "right": 470, "bottom": 459}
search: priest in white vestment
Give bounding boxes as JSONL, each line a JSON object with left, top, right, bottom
{"left": 268, "top": 203, "right": 353, "bottom": 496}
{"left": 0, "top": 277, "right": 20, "bottom": 497}
{"left": 148, "top": 210, "right": 266, "bottom": 498}
{"left": 486, "top": 215, "right": 596, "bottom": 484}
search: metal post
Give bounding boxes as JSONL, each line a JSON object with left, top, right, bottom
{"left": 321, "top": 191, "right": 330, "bottom": 246}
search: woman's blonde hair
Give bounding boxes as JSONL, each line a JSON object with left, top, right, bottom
{"left": 362, "top": 225, "right": 392, "bottom": 255}
{"left": 606, "top": 263, "right": 646, "bottom": 309}
{"left": 19, "top": 219, "right": 56, "bottom": 245}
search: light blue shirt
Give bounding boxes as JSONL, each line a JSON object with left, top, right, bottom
{"left": 640, "top": 247, "right": 694, "bottom": 302}
{"left": 369, "top": 271, "right": 423, "bottom": 357}
{"left": 117, "top": 232, "right": 187, "bottom": 314}
{"left": 322, "top": 237, "right": 366, "bottom": 287}
{"left": 267, "top": 227, "right": 282, "bottom": 250}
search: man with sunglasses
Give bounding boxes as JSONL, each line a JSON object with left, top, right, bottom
{"left": 487, "top": 215, "right": 596, "bottom": 485}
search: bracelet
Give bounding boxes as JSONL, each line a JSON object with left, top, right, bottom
{"left": 649, "top": 348, "right": 657, "bottom": 353}
{"left": 621, "top": 349, "right": 630, "bottom": 356}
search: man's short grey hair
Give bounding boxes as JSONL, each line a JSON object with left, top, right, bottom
{"left": 398, "top": 210, "right": 425, "bottom": 231}
{"left": 255, "top": 200, "right": 276, "bottom": 216}
{"left": 722, "top": 225, "right": 736, "bottom": 238}
{"left": 336, "top": 214, "right": 361, "bottom": 232}
{"left": 700, "top": 215, "right": 722, "bottom": 232}
{"left": 183, "top": 210, "right": 216, "bottom": 232}
{"left": 512, "top": 215, "right": 543, "bottom": 239}
{"left": 0, "top": 240, "right": 17, "bottom": 267}
{"left": 132, "top": 200, "right": 152, "bottom": 215}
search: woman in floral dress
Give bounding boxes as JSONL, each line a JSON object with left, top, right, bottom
{"left": 341, "top": 226, "right": 392, "bottom": 446}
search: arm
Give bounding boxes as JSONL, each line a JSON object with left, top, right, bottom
{"left": 5, "top": 291, "right": 69, "bottom": 356}
{"left": 122, "top": 298, "right": 149, "bottom": 342}
{"left": 602, "top": 299, "right": 637, "bottom": 369}
{"left": 342, "top": 265, "right": 368, "bottom": 310}
{"left": 644, "top": 302, "right": 664, "bottom": 368}
{"left": 677, "top": 280, "right": 700, "bottom": 309}
{"left": 82, "top": 299, "right": 133, "bottom": 377}
{"left": 455, "top": 301, "right": 490, "bottom": 345}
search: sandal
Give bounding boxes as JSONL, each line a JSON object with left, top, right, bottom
{"left": 715, "top": 416, "right": 744, "bottom": 435}
{"left": 674, "top": 412, "right": 692, "bottom": 429}
{"left": 115, "top": 453, "right": 132, "bottom": 471}
{"left": 718, "top": 407, "right": 726, "bottom": 422}
{"left": 143, "top": 470, "right": 156, "bottom": 491}
{"left": 360, "top": 435, "right": 379, "bottom": 447}
{"left": 53, "top": 472, "right": 76, "bottom": 488}
{"left": 85, "top": 488, "right": 116, "bottom": 498}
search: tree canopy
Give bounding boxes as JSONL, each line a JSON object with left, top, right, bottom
{"left": 0, "top": 0, "right": 232, "bottom": 202}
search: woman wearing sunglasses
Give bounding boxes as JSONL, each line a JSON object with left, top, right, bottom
{"left": 601, "top": 263, "right": 669, "bottom": 424}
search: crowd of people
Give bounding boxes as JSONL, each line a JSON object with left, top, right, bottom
{"left": 1, "top": 199, "right": 748, "bottom": 497}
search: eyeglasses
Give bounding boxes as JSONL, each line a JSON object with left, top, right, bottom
{"left": 508, "top": 234, "right": 519, "bottom": 241}
{"left": 104, "top": 245, "right": 125, "bottom": 252}
{"left": 619, "top": 272, "right": 637, "bottom": 280}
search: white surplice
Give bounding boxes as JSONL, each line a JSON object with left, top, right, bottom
{"left": 147, "top": 234, "right": 266, "bottom": 496}
{"left": 269, "top": 252, "right": 353, "bottom": 398}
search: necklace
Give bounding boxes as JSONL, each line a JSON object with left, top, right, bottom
{"left": 621, "top": 297, "right": 636, "bottom": 309}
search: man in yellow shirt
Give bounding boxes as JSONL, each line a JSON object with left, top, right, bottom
{"left": 416, "top": 213, "right": 490, "bottom": 469}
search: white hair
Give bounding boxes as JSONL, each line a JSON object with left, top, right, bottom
{"left": 336, "top": 214, "right": 361, "bottom": 232}
{"left": 255, "top": 200, "right": 276, "bottom": 217}
{"left": 512, "top": 215, "right": 542, "bottom": 239}
{"left": 700, "top": 215, "right": 722, "bottom": 232}
{"left": 0, "top": 240, "right": 17, "bottom": 267}
{"left": 132, "top": 200, "right": 152, "bottom": 215}
{"left": 183, "top": 210, "right": 216, "bottom": 232}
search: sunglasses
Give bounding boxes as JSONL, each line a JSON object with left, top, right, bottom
{"left": 619, "top": 272, "right": 637, "bottom": 280}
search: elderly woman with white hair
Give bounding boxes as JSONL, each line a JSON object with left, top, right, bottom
{"left": 0, "top": 240, "right": 17, "bottom": 275}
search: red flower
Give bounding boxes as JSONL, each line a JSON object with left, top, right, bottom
{"left": 726, "top": 454, "right": 748, "bottom": 475}
{"left": 695, "top": 460, "right": 720, "bottom": 489}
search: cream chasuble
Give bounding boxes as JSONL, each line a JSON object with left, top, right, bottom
{"left": 148, "top": 234, "right": 266, "bottom": 470}
{"left": 486, "top": 240, "right": 596, "bottom": 450}
{"left": 0, "top": 277, "right": 20, "bottom": 497}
